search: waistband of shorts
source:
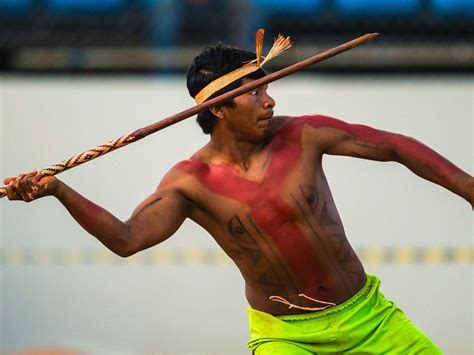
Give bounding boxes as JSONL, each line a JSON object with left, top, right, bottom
{"left": 274, "top": 274, "right": 378, "bottom": 322}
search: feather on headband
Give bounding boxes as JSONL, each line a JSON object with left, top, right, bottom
{"left": 194, "top": 29, "right": 292, "bottom": 105}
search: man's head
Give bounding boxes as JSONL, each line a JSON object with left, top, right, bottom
{"left": 186, "top": 44, "right": 267, "bottom": 134}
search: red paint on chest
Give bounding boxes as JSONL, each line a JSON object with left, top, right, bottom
{"left": 176, "top": 123, "right": 321, "bottom": 291}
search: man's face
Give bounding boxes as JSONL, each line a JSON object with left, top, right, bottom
{"left": 223, "top": 79, "right": 276, "bottom": 142}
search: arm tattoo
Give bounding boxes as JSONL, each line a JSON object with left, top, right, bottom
{"left": 142, "top": 197, "right": 163, "bottom": 210}
{"left": 303, "top": 115, "right": 463, "bottom": 188}
{"left": 134, "top": 196, "right": 163, "bottom": 218}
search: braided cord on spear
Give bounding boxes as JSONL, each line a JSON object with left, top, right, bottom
{"left": 40, "top": 129, "right": 146, "bottom": 176}
{"left": 0, "top": 32, "right": 378, "bottom": 199}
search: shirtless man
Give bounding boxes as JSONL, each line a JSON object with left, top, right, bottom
{"left": 4, "top": 44, "right": 472, "bottom": 354}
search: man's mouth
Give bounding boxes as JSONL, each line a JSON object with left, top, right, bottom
{"left": 259, "top": 112, "right": 274, "bottom": 121}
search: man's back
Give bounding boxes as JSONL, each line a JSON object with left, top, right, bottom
{"left": 172, "top": 115, "right": 366, "bottom": 315}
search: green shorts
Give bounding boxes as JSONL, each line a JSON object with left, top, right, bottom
{"left": 248, "top": 274, "right": 441, "bottom": 354}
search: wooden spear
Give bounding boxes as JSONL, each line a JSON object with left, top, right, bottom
{"left": 0, "top": 33, "right": 378, "bottom": 199}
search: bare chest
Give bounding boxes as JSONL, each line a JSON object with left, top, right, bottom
{"left": 183, "top": 140, "right": 338, "bottom": 231}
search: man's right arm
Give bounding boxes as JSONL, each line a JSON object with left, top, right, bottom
{"left": 4, "top": 169, "right": 192, "bottom": 257}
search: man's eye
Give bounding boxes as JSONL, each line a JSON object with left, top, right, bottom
{"left": 250, "top": 90, "right": 258, "bottom": 95}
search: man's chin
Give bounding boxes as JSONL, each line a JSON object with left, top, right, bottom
{"left": 258, "top": 125, "right": 273, "bottom": 141}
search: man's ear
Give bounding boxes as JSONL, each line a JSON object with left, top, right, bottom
{"left": 210, "top": 105, "right": 226, "bottom": 119}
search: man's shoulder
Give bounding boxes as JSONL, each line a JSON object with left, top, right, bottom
{"left": 169, "top": 155, "right": 217, "bottom": 187}
{"left": 273, "top": 114, "right": 335, "bottom": 139}
{"left": 170, "top": 143, "right": 212, "bottom": 175}
{"left": 273, "top": 114, "right": 333, "bottom": 129}
{"left": 157, "top": 159, "right": 209, "bottom": 195}
{"left": 172, "top": 158, "right": 209, "bottom": 175}
{"left": 277, "top": 114, "right": 336, "bottom": 126}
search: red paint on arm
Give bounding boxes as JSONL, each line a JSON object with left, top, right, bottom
{"left": 299, "top": 114, "right": 392, "bottom": 146}
{"left": 77, "top": 200, "right": 104, "bottom": 231}
{"left": 299, "top": 114, "right": 463, "bottom": 188}
{"left": 389, "top": 135, "right": 462, "bottom": 188}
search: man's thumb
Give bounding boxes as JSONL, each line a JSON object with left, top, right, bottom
{"left": 3, "top": 177, "right": 16, "bottom": 185}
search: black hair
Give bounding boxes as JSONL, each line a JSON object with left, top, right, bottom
{"left": 186, "top": 43, "right": 266, "bottom": 134}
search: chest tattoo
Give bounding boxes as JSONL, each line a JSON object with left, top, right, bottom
{"left": 175, "top": 125, "right": 331, "bottom": 291}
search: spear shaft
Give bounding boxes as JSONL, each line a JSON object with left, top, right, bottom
{"left": 0, "top": 33, "right": 378, "bottom": 199}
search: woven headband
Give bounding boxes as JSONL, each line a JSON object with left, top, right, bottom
{"left": 194, "top": 29, "right": 292, "bottom": 105}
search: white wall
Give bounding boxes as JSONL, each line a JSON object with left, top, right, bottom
{"left": 1, "top": 75, "right": 472, "bottom": 354}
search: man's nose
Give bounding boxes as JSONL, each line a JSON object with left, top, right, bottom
{"left": 263, "top": 93, "right": 275, "bottom": 109}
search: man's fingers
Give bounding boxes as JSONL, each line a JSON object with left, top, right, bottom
{"left": 20, "top": 175, "right": 33, "bottom": 195}
{"left": 15, "top": 174, "right": 30, "bottom": 200}
{"left": 17, "top": 173, "right": 35, "bottom": 201}
{"left": 24, "top": 171, "right": 42, "bottom": 201}
{"left": 13, "top": 174, "right": 25, "bottom": 189}
{"left": 32, "top": 171, "right": 44, "bottom": 185}
{"left": 4, "top": 171, "right": 49, "bottom": 202}
{"left": 5, "top": 182, "right": 20, "bottom": 200}
{"left": 4, "top": 171, "right": 38, "bottom": 185}
{"left": 3, "top": 177, "right": 17, "bottom": 185}
{"left": 27, "top": 171, "right": 42, "bottom": 191}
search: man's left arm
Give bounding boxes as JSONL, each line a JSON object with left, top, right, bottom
{"left": 305, "top": 115, "right": 473, "bottom": 207}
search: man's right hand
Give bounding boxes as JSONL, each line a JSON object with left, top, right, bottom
{"left": 3, "top": 171, "right": 59, "bottom": 202}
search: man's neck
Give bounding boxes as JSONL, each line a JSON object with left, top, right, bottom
{"left": 209, "top": 133, "right": 267, "bottom": 171}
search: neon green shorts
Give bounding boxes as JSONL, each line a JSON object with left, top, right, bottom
{"left": 248, "top": 274, "right": 441, "bottom": 354}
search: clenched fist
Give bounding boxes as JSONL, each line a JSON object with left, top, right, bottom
{"left": 3, "top": 171, "right": 59, "bottom": 202}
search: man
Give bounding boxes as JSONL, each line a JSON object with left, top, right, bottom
{"left": 4, "top": 43, "right": 473, "bottom": 354}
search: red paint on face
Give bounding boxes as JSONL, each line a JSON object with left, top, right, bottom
{"left": 176, "top": 122, "right": 323, "bottom": 292}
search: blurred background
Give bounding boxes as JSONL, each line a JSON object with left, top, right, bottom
{"left": 1, "top": 1, "right": 473, "bottom": 354}
{"left": 0, "top": 0, "right": 473, "bottom": 72}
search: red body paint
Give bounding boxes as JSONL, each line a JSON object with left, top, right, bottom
{"left": 78, "top": 200, "right": 104, "bottom": 231}
{"left": 390, "top": 136, "right": 461, "bottom": 188}
{"left": 176, "top": 120, "right": 324, "bottom": 292}
{"left": 176, "top": 114, "right": 462, "bottom": 292}
{"left": 299, "top": 115, "right": 461, "bottom": 188}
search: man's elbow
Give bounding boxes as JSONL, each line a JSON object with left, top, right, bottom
{"left": 389, "top": 133, "right": 415, "bottom": 163}
{"left": 116, "top": 237, "right": 144, "bottom": 258}
{"left": 112, "top": 230, "right": 140, "bottom": 258}
{"left": 115, "top": 246, "right": 137, "bottom": 258}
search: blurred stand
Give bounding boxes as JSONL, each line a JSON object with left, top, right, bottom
{"left": 0, "top": 0, "right": 473, "bottom": 72}
{"left": 9, "top": 347, "right": 84, "bottom": 355}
